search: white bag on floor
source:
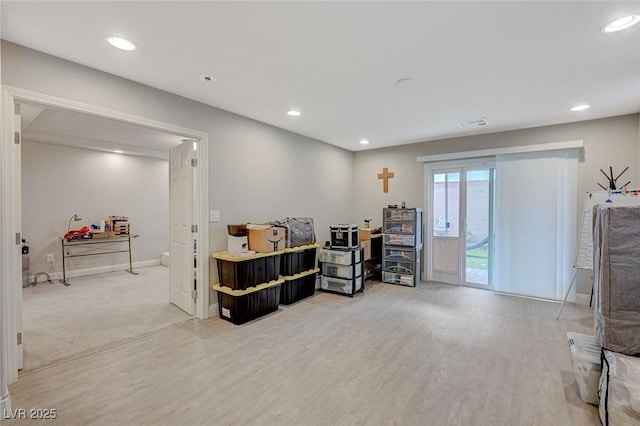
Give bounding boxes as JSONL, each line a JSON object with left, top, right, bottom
{"left": 599, "top": 348, "right": 640, "bottom": 425}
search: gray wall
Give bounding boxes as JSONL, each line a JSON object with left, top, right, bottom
{"left": 4, "top": 40, "right": 639, "bottom": 301}
{"left": 21, "top": 141, "right": 169, "bottom": 276}
{"left": 353, "top": 114, "right": 640, "bottom": 295}
{"left": 2, "top": 41, "right": 354, "bottom": 303}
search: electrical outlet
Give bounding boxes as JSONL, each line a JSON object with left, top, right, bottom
{"left": 46, "top": 253, "right": 54, "bottom": 262}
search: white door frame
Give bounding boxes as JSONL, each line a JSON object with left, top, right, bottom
{"left": 1, "top": 85, "right": 210, "bottom": 386}
{"left": 425, "top": 157, "right": 494, "bottom": 287}
{"left": 428, "top": 166, "right": 463, "bottom": 284}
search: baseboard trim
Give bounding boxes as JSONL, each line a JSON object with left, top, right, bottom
{"left": 493, "top": 290, "right": 560, "bottom": 304}
{"left": 68, "top": 259, "right": 161, "bottom": 279}
{"left": 575, "top": 293, "right": 591, "bottom": 306}
{"left": 29, "top": 259, "right": 161, "bottom": 283}
{"left": 1, "top": 392, "right": 11, "bottom": 421}
{"left": 208, "top": 303, "right": 218, "bottom": 319}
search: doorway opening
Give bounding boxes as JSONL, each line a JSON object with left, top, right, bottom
{"left": 3, "top": 87, "right": 209, "bottom": 382}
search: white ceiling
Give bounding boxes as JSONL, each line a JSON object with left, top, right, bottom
{"left": 19, "top": 102, "right": 185, "bottom": 159}
{"left": 2, "top": 1, "right": 640, "bottom": 152}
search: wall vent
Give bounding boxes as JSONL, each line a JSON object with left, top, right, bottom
{"left": 456, "top": 118, "right": 489, "bottom": 130}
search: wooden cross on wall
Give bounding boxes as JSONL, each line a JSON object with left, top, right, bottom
{"left": 377, "top": 167, "right": 394, "bottom": 193}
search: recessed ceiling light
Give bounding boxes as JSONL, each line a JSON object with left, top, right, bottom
{"left": 360, "top": 139, "right": 370, "bottom": 145}
{"left": 287, "top": 110, "right": 301, "bottom": 116}
{"left": 105, "top": 36, "right": 136, "bottom": 51}
{"left": 113, "top": 150, "right": 124, "bottom": 154}
{"left": 570, "top": 104, "right": 591, "bottom": 112}
{"left": 199, "top": 74, "right": 216, "bottom": 83}
{"left": 601, "top": 15, "right": 640, "bottom": 33}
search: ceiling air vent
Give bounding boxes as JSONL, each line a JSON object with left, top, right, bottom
{"left": 456, "top": 118, "right": 488, "bottom": 130}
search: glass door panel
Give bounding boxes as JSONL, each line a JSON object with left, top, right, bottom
{"left": 432, "top": 170, "right": 461, "bottom": 281}
{"left": 433, "top": 172, "right": 460, "bottom": 237}
{"left": 464, "top": 169, "right": 493, "bottom": 285}
{"left": 430, "top": 165, "right": 494, "bottom": 287}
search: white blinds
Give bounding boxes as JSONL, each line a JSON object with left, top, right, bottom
{"left": 494, "top": 149, "right": 578, "bottom": 300}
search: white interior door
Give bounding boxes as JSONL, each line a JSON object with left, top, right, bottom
{"left": 169, "top": 141, "right": 196, "bottom": 315}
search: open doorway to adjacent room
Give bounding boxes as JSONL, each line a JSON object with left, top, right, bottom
{"left": 4, "top": 91, "right": 209, "bottom": 375}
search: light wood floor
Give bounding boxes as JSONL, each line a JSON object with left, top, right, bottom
{"left": 7, "top": 281, "right": 598, "bottom": 425}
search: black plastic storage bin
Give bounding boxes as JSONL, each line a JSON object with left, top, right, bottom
{"left": 281, "top": 243, "right": 319, "bottom": 276}
{"left": 213, "top": 279, "right": 283, "bottom": 325}
{"left": 212, "top": 251, "right": 283, "bottom": 290}
{"left": 280, "top": 268, "right": 319, "bottom": 305}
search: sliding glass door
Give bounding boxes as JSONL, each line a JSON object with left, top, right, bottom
{"left": 429, "top": 163, "right": 495, "bottom": 287}
{"left": 464, "top": 168, "right": 494, "bottom": 285}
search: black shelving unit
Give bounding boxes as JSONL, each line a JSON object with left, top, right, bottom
{"left": 382, "top": 207, "right": 423, "bottom": 287}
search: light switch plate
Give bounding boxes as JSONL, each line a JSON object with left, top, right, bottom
{"left": 210, "top": 209, "right": 221, "bottom": 222}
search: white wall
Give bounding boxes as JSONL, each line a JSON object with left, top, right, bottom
{"left": 1, "top": 41, "right": 354, "bottom": 303}
{"left": 353, "top": 114, "right": 640, "bottom": 296}
{"left": 21, "top": 141, "right": 169, "bottom": 277}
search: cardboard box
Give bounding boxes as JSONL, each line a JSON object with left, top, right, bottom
{"left": 359, "top": 228, "right": 374, "bottom": 241}
{"left": 247, "top": 224, "right": 286, "bottom": 253}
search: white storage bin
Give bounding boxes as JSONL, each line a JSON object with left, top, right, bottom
{"left": 383, "top": 247, "right": 416, "bottom": 261}
{"left": 383, "top": 222, "right": 416, "bottom": 234}
{"left": 322, "top": 262, "right": 362, "bottom": 279}
{"left": 384, "top": 209, "right": 416, "bottom": 222}
{"left": 383, "top": 233, "right": 416, "bottom": 247}
{"left": 320, "top": 274, "right": 362, "bottom": 295}
{"left": 567, "top": 332, "right": 602, "bottom": 405}
{"left": 319, "top": 248, "right": 361, "bottom": 265}
{"left": 383, "top": 259, "right": 415, "bottom": 274}
{"left": 382, "top": 271, "right": 416, "bottom": 287}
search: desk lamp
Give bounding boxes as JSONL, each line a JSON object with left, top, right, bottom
{"left": 67, "top": 213, "right": 83, "bottom": 231}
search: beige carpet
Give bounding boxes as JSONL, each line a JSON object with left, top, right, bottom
{"left": 21, "top": 265, "right": 192, "bottom": 372}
